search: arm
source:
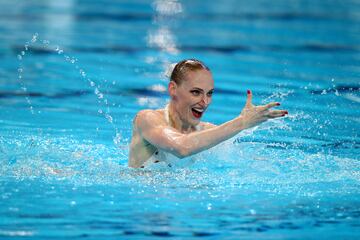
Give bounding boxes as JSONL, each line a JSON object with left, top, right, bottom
{"left": 137, "top": 90, "right": 287, "bottom": 158}
{"left": 201, "top": 121, "right": 217, "bottom": 129}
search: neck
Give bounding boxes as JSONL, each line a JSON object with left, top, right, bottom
{"left": 167, "top": 102, "right": 194, "bottom": 133}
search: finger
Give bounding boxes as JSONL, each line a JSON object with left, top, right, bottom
{"left": 267, "top": 110, "right": 288, "bottom": 118}
{"left": 259, "top": 102, "right": 281, "bottom": 111}
{"left": 245, "top": 90, "right": 253, "bottom": 107}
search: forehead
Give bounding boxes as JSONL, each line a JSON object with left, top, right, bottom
{"left": 182, "top": 69, "right": 214, "bottom": 89}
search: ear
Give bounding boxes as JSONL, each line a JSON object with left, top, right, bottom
{"left": 168, "top": 81, "right": 177, "bottom": 99}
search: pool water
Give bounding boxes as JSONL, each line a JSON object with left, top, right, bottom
{"left": 1, "top": 0, "right": 359, "bottom": 239}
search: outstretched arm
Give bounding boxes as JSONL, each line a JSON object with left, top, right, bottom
{"left": 137, "top": 90, "right": 287, "bottom": 158}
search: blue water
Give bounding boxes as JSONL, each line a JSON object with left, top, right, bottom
{"left": 1, "top": 0, "right": 359, "bottom": 239}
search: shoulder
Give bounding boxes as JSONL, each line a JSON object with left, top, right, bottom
{"left": 136, "top": 109, "right": 159, "bottom": 119}
{"left": 133, "top": 109, "right": 166, "bottom": 130}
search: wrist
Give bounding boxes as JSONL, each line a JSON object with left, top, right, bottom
{"left": 235, "top": 116, "right": 249, "bottom": 131}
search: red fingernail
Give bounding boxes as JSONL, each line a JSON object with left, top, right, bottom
{"left": 285, "top": 111, "right": 288, "bottom": 114}
{"left": 247, "top": 90, "right": 250, "bottom": 94}
{"left": 276, "top": 103, "right": 280, "bottom": 106}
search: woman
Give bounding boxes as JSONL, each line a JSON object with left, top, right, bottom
{"left": 129, "top": 59, "right": 288, "bottom": 168}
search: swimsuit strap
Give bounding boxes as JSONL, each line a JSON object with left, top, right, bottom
{"left": 164, "top": 104, "right": 170, "bottom": 125}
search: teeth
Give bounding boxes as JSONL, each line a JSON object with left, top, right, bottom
{"left": 192, "top": 108, "right": 204, "bottom": 112}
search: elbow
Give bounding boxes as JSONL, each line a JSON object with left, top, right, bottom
{"left": 172, "top": 145, "right": 191, "bottom": 159}
{"left": 166, "top": 136, "right": 193, "bottom": 158}
{"left": 175, "top": 149, "right": 189, "bottom": 159}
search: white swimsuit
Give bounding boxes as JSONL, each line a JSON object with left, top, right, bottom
{"left": 141, "top": 104, "right": 203, "bottom": 169}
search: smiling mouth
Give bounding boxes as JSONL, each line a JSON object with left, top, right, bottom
{"left": 191, "top": 107, "right": 204, "bottom": 119}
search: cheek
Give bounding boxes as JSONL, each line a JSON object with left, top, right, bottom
{"left": 189, "top": 96, "right": 201, "bottom": 104}
{"left": 181, "top": 92, "right": 196, "bottom": 103}
{"left": 174, "top": 91, "right": 186, "bottom": 102}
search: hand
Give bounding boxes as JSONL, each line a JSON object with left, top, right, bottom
{"left": 239, "top": 90, "right": 288, "bottom": 129}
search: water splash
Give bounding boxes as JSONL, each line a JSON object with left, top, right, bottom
{"left": 16, "top": 33, "right": 122, "bottom": 145}
{"left": 261, "top": 90, "right": 295, "bottom": 104}
{"left": 17, "top": 34, "right": 37, "bottom": 114}
{"left": 145, "top": 0, "right": 183, "bottom": 82}
{"left": 2, "top": 129, "right": 358, "bottom": 198}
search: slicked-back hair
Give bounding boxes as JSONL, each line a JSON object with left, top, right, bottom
{"left": 170, "top": 59, "right": 210, "bottom": 85}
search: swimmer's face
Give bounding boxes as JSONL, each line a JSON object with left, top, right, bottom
{"left": 169, "top": 69, "right": 214, "bottom": 126}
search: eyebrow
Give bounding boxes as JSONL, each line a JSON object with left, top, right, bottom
{"left": 191, "top": 87, "right": 214, "bottom": 93}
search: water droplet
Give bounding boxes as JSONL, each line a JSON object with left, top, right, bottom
{"left": 31, "top": 33, "right": 38, "bottom": 43}
{"left": 98, "top": 109, "right": 103, "bottom": 114}
{"left": 79, "top": 69, "right": 86, "bottom": 77}
{"left": 90, "top": 81, "right": 95, "bottom": 87}
{"left": 105, "top": 114, "right": 113, "bottom": 123}
{"left": 58, "top": 50, "right": 63, "bottom": 54}
{"left": 113, "top": 133, "right": 122, "bottom": 146}
{"left": 21, "top": 51, "right": 25, "bottom": 56}
{"left": 25, "top": 44, "right": 29, "bottom": 51}
{"left": 18, "top": 68, "right": 23, "bottom": 73}
{"left": 98, "top": 93, "right": 103, "bottom": 99}
{"left": 17, "top": 55, "right": 22, "bottom": 60}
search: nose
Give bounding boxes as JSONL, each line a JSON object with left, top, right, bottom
{"left": 200, "top": 95, "right": 211, "bottom": 106}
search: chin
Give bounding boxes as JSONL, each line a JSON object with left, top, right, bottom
{"left": 190, "top": 117, "right": 201, "bottom": 126}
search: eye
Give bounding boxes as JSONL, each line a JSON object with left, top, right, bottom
{"left": 190, "top": 90, "right": 201, "bottom": 96}
{"left": 207, "top": 91, "right": 214, "bottom": 97}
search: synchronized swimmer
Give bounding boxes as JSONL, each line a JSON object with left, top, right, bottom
{"left": 129, "top": 59, "right": 288, "bottom": 168}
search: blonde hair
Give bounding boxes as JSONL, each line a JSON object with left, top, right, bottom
{"left": 170, "top": 59, "right": 210, "bottom": 84}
